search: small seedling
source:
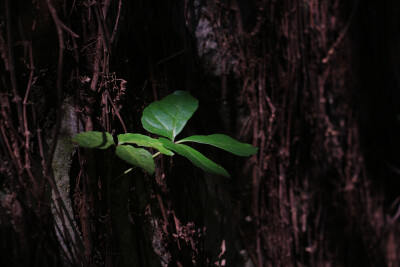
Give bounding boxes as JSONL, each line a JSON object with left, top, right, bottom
{"left": 72, "top": 91, "right": 258, "bottom": 177}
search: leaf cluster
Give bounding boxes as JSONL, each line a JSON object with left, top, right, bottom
{"left": 72, "top": 91, "right": 258, "bottom": 177}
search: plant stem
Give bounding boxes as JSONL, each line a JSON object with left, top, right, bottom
{"left": 116, "top": 167, "right": 136, "bottom": 179}
{"left": 152, "top": 152, "right": 160, "bottom": 158}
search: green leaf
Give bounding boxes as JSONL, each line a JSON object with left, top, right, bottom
{"left": 115, "top": 145, "right": 155, "bottom": 175}
{"left": 177, "top": 134, "right": 258, "bottom": 156}
{"left": 141, "top": 91, "right": 199, "bottom": 141}
{"left": 117, "top": 133, "right": 174, "bottom": 156}
{"left": 72, "top": 131, "right": 115, "bottom": 149}
{"left": 159, "top": 138, "right": 230, "bottom": 177}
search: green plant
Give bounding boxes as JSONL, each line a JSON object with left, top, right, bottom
{"left": 72, "top": 91, "right": 258, "bottom": 177}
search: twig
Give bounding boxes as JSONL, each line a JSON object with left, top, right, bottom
{"left": 115, "top": 167, "right": 135, "bottom": 180}
{"left": 32, "top": 105, "right": 45, "bottom": 170}
{"left": 22, "top": 43, "right": 34, "bottom": 170}
{"left": 322, "top": 0, "right": 359, "bottom": 64}
{"left": 90, "top": 35, "right": 103, "bottom": 91}
{"left": 231, "top": 0, "right": 245, "bottom": 39}
{"left": 59, "top": 21, "right": 80, "bottom": 38}
{"left": 250, "top": 0, "right": 268, "bottom": 36}
{"left": 77, "top": 152, "right": 94, "bottom": 263}
{"left": 5, "top": 0, "right": 24, "bottom": 133}
{"left": 110, "top": 0, "right": 122, "bottom": 44}
{"left": 94, "top": 3, "right": 110, "bottom": 52}
{"left": 105, "top": 90, "right": 127, "bottom": 133}
{"left": 155, "top": 49, "right": 185, "bottom": 66}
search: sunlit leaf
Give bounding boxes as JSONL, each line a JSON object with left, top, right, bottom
{"left": 118, "top": 133, "right": 174, "bottom": 156}
{"left": 72, "top": 131, "right": 115, "bottom": 149}
{"left": 177, "top": 134, "right": 258, "bottom": 156}
{"left": 159, "top": 138, "right": 230, "bottom": 177}
{"left": 141, "top": 91, "right": 198, "bottom": 141}
{"left": 115, "top": 145, "right": 155, "bottom": 175}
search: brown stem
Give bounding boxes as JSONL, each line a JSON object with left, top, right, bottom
{"left": 105, "top": 90, "right": 127, "bottom": 133}
{"left": 110, "top": 0, "right": 122, "bottom": 45}
{"left": 5, "top": 0, "right": 24, "bottom": 134}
